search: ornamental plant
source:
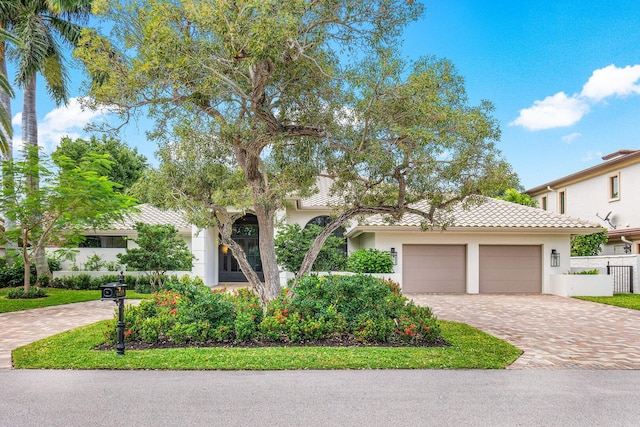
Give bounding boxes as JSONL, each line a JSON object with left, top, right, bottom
{"left": 347, "top": 249, "right": 394, "bottom": 274}
{"left": 103, "top": 275, "right": 441, "bottom": 347}
{"left": 117, "top": 223, "right": 194, "bottom": 290}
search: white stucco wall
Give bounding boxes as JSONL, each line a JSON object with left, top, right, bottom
{"left": 48, "top": 231, "right": 193, "bottom": 273}
{"left": 358, "top": 230, "right": 570, "bottom": 294}
{"left": 571, "top": 254, "right": 639, "bottom": 293}
{"left": 531, "top": 163, "right": 640, "bottom": 254}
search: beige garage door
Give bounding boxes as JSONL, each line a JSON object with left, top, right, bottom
{"left": 479, "top": 245, "right": 541, "bottom": 293}
{"left": 403, "top": 245, "right": 466, "bottom": 293}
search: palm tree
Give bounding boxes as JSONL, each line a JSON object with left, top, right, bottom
{"left": 4, "top": 0, "right": 91, "bottom": 280}
{"left": 0, "top": 28, "right": 17, "bottom": 156}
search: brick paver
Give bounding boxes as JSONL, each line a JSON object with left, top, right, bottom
{"left": 410, "top": 294, "right": 640, "bottom": 369}
{"left": 0, "top": 301, "right": 120, "bottom": 369}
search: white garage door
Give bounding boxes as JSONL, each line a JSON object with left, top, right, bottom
{"left": 402, "top": 245, "right": 466, "bottom": 293}
{"left": 479, "top": 245, "right": 541, "bottom": 293}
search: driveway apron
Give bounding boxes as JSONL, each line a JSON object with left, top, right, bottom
{"left": 411, "top": 294, "right": 640, "bottom": 369}
{"left": 0, "top": 300, "right": 118, "bottom": 369}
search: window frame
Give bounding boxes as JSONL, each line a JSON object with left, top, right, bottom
{"left": 541, "top": 196, "right": 547, "bottom": 210}
{"left": 558, "top": 190, "right": 566, "bottom": 214}
{"left": 609, "top": 172, "right": 620, "bottom": 201}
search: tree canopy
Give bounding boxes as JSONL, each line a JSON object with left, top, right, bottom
{"left": 0, "top": 146, "right": 137, "bottom": 291}
{"left": 497, "top": 188, "right": 538, "bottom": 207}
{"left": 54, "top": 135, "right": 148, "bottom": 192}
{"left": 76, "top": 0, "right": 519, "bottom": 303}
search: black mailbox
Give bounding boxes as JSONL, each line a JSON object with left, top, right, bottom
{"left": 100, "top": 283, "right": 127, "bottom": 301}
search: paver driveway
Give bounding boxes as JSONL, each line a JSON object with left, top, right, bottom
{"left": 0, "top": 300, "right": 118, "bottom": 369}
{"left": 410, "top": 294, "right": 640, "bottom": 369}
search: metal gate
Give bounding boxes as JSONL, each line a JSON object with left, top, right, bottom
{"left": 606, "top": 264, "right": 634, "bottom": 293}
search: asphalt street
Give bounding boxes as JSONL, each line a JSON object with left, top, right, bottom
{"left": 1, "top": 369, "right": 639, "bottom": 426}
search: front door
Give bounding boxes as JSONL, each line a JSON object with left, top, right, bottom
{"left": 219, "top": 214, "right": 264, "bottom": 282}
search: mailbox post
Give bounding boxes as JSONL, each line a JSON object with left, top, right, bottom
{"left": 99, "top": 272, "right": 127, "bottom": 356}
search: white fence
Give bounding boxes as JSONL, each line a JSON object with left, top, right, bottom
{"left": 570, "top": 255, "right": 639, "bottom": 294}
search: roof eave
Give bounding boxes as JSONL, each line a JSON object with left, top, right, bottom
{"left": 346, "top": 225, "right": 602, "bottom": 238}
{"left": 525, "top": 150, "right": 640, "bottom": 196}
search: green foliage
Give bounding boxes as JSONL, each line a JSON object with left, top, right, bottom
{"left": 54, "top": 135, "right": 148, "bottom": 192}
{"left": 575, "top": 294, "right": 640, "bottom": 310}
{"left": 83, "top": 253, "right": 105, "bottom": 271}
{"left": 347, "top": 249, "right": 394, "bottom": 273}
{"left": 0, "top": 256, "right": 61, "bottom": 288}
{"left": 48, "top": 274, "right": 162, "bottom": 292}
{"left": 117, "top": 223, "right": 194, "bottom": 290}
{"left": 0, "top": 147, "right": 137, "bottom": 291}
{"left": 275, "top": 223, "right": 347, "bottom": 273}
{"left": 6, "top": 287, "right": 47, "bottom": 299}
{"left": 107, "top": 274, "right": 440, "bottom": 346}
{"left": 567, "top": 269, "right": 600, "bottom": 275}
{"left": 571, "top": 231, "right": 608, "bottom": 256}
{"left": 77, "top": 0, "right": 518, "bottom": 302}
{"left": 496, "top": 188, "right": 538, "bottom": 207}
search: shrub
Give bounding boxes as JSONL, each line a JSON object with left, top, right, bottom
{"left": 83, "top": 253, "right": 106, "bottom": 271}
{"left": 101, "top": 275, "right": 441, "bottom": 347}
{"left": 7, "top": 287, "right": 48, "bottom": 299}
{"left": 0, "top": 256, "right": 61, "bottom": 288}
{"left": 48, "top": 274, "right": 170, "bottom": 292}
{"left": 346, "top": 249, "right": 394, "bottom": 273}
{"left": 275, "top": 223, "right": 347, "bottom": 273}
{"left": 567, "top": 269, "right": 600, "bottom": 275}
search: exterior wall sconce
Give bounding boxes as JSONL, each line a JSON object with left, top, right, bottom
{"left": 550, "top": 249, "right": 560, "bottom": 267}
{"left": 221, "top": 244, "right": 229, "bottom": 254}
{"left": 389, "top": 247, "right": 398, "bottom": 265}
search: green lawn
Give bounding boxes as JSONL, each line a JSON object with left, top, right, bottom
{"left": 12, "top": 320, "right": 522, "bottom": 370}
{"left": 574, "top": 294, "right": 640, "bottom": 310}
{"left": 0, "top": 288, "right": 150, "bottom": 313}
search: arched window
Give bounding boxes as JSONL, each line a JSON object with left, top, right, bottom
{"left": 305, "top": 215, "right": 347, "bottom": 254}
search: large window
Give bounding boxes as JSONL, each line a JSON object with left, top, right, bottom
{"left": 610, "top": 173, "right": 620, "bottom": 201}
{"left": 79, "top": 236, "right": 127, "bottom": 248}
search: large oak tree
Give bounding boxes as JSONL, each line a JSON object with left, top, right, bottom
{"left": 77, "top": 0, "right": 518, "bottom": 303}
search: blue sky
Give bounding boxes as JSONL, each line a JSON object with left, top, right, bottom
{"left": 8, "top": 0, "right": 640, "bottom": 189}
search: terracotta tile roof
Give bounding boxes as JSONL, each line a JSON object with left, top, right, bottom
{"left": 111, "top": 204, "right": 190, "bottom": 232}
{"left": 355, "top": 197, "right": 601, "bottom": 231}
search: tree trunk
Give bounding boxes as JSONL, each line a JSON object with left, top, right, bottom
{"left": 253, "top": 204, "right": 281, "bottom": 301}
{"left": 22, "top": 75, "right": 51, "bottom": 281}
{"left": 230, "top": 144, "right": 282, "bottom": 303}
{"left": 22, "top": 229, "right": 31, "bottom": 293}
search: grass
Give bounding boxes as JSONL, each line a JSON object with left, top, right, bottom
{"left": 0, "top": 288, "right": 151, "bottom": 313}
{"left": 574, "top": 293, "right": 640, "bottom": 310}
{"left": 12, "top": 320, "right": 522, "bottom": 370}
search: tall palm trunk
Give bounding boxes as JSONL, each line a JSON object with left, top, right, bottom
{"left": 22, "top": 74, "right": 50, "bottom": 282}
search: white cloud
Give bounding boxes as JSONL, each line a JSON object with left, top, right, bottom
{"left": 562, "top": 132, "right": 581, "bottom": 143}
{"left": 512, "top": 64, "right": 640, "bottom": 131}
{"left": 509, "top": 92, "right": 589, "bottom": 131}
{"left": 581, "top": 150, "right": 602, "bottom": 162}
{"left": 581, "top": 64, "right": 640, "bottom": 102}
{"left": 12, "top": 97, "right": 111, "bottom": 152}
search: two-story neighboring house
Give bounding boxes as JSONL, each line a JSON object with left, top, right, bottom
{"left": 526, "top": 149, "right": 640, "bottom": 255}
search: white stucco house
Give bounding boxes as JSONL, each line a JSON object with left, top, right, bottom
{"left": 57, "top": 176, "right": 603, "bottom": 295}
{"left": 525, "top": 149, "right": 640, "bottom": 255}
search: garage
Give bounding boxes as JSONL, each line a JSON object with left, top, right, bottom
{"left": 479, "top": 245, "right": 541, "bottom": 293}
{"left": 402, "top": 244, "right": 466, "bottom": 293}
